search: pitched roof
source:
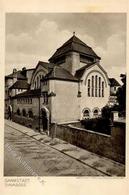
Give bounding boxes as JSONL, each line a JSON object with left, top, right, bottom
{"left": 75, "top": 62, "right": 109, "bottom": 80}
{"left": 26, "top": 68, "right": 35, "bottom": 71}
{"left": 75, "top": 62, "right": 96, "bottom": 79}
{"left": 12, "top": 89, "right": 41, "bottom": 98}
{"left": 49, "top": 35, "right": 100, "bottom": 62}
{"left": 43, "top": 66, "right": 78, "bottom": 82}
{"left": 9, "top": 80, "right": 30, "bottom": 89}
{"left": 109, "top": 78, "right": 121, "bottom": 87}
{"left": 37, "top": 61, "right": 55, "bottom": 71}
{"left": 5, "top": 70, "right": 27, "bottom": 80}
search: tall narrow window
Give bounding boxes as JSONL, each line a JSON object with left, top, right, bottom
{"left": 102, "top": 81, "right": 104, "bottom": 97}
{"left": 99, "top": 77, "right": 101, "bottom": 97}
{"left": 88, "top": 79, "right": 90, "bottom": 97}
{"left": 40, "top": 75, "right": 42, "bottom": 87}
{"left": 37, "top": 77, "right": 39, "bottom": 88}
{"left": 92, "top": 76, "right": 94, "bottom": 97}
{"left": 95, "top": 75, "right": 97, "bottom": 97}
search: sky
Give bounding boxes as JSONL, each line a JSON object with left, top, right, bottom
{"left": 5, "top": 13, "right": 126, "bottom": 82}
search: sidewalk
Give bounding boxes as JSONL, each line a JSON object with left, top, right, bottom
{"left": 5, "top": 119, "right": 125, "bottom": 176}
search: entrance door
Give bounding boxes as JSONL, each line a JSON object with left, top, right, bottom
{"left": 41, "top": 109, "right": 48, "bottom": 131}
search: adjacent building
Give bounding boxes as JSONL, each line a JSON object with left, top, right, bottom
{"left": 108, "top": 78, "right": 121, "bottom": 106}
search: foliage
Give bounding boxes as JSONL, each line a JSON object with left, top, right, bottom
{"left": 101, "top": 105, "right": 111, "bottom": 119}
{"left": 81, "top": 117, "right": 111, "bottom": 135}
{"left": 101, "top": 104, "right": 120, "bottom": 120}
{"left": 116, "top": 74, "right": 126, "bottom": 115}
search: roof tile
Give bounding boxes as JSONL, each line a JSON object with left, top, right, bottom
{"left": 43, "top": 66, "right": 78, "bottom": 82}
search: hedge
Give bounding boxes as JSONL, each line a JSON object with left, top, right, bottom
{"left": 81, "top": 117, "right": 111, "bottom": 135}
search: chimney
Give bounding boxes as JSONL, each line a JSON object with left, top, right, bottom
{"left": 13, "top": 68, "right": 17, "bottom": 74}
{"left": 21, "top": 67, "right": 27, "bottom": 77}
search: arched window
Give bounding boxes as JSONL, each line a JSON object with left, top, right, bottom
{"left": 102, "top": 81, "right": 104, "bottom": 97}
{"left": 37, "top": 76, "right": 39, "bottom": 88}
{"left": 40, "top": 75, "right": 43, "bottom": 81}
{"left": 17, "top": 108, "right": 21, "bottom": 115}
{"left": 92, "top": 76, "right": 94, "bottom": 97}
{"left": 22, "top": 109, "right": 27, "bottom": 117}
{"left": 93, "top": 109, "right": 99, "bottom": 118}
{"left": 28, "top": 110, "right": 33, "bottom": 118}
{"left": 34, "top": 81, "right": 36, "bottom": 89}
{"left": 95, "top": 75, "right": 98, "bottom": 97}
{"left": 39, "top": 75, "right": 42, "bottom": 87}
{"left": 99, "top": 77, "right": 101, "bottom": 97}
{"left": 87, "top": 79, "right": 90, "bottom": 97}
{"left": 83, "top": 109, "right": 90, "bottom": 118}
{"left": 86, "top": 74, "right": 105, "bottom": 98}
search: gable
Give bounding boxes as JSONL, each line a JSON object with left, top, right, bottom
{"left": 30, "top": 64, "right": 48, "bottom": 89}
{"left": 30, "top": 64, "right": 47, "bottom": 83}
{"left": 81, "top": 63, "right": 110, "bottom": 87}
{"left": 109, "top": 78, "right": 120, "bottom": 87}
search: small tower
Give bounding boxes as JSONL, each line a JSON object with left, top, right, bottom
{"left": 49, "top": 33, "right": 100, "bottom": 75}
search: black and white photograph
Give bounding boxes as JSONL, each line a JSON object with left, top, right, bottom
{"left": 4, "top": 13, "right": 126, "bottom": 177}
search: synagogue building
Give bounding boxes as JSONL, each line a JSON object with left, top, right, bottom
{"left": 5, "top": 34, "right": 120, "bottom": 130}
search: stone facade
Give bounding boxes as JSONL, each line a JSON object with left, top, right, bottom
{"left": 80, "top": 63, "right": 110, "bottom": 118}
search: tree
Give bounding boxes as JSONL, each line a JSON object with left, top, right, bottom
{"left": 116, "top": 74, "right": 126, "bottom": 116}
{"left": 101, "top": 105, "right": 111, "bottom": 119}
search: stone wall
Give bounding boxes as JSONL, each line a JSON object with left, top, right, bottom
{"left": 12, "top": 114, "right": 41, "bottom": 131}
{"left": 11, "top": 112, "right": 125, "bottom": 164}
{"left": 50, "top": 121, "right": 125, "bottom": 164}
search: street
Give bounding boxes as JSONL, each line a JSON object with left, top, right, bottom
{"left": 4, "top": 122, "right": 105, "bottom": 176}
{"left": 4, "top": 120, "right": 125, "bottom": 176}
